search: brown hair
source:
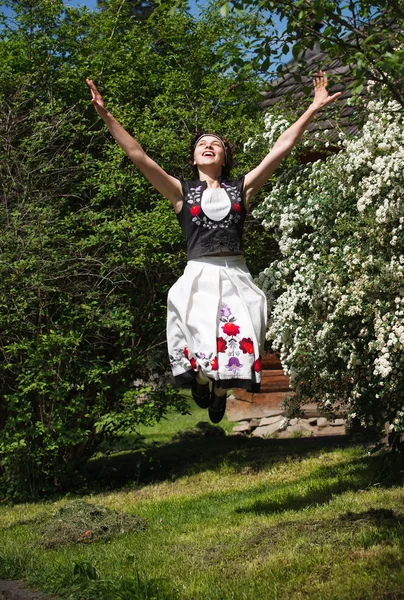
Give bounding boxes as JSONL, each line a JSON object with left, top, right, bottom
{"left": 188, "top": 131, "right": 234, "bottom": 179}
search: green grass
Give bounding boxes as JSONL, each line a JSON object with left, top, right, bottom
{"left": 0, "top": 398, "right": 403, "bottom": 600}
{"left": 137, "top": 391, "right": 236, "bottom": 442}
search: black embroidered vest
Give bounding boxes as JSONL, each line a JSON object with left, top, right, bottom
{"left": 176, "top": 177, "right": 246, "bottom": 261}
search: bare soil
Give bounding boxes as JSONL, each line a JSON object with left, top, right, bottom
{"left": 0, "top": 580, "right": 59, "bottom": 600}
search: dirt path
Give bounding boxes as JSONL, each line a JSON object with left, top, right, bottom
{"left": 0, "top": 581, "right": 60, "bottom": 600}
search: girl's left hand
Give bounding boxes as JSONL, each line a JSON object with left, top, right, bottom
{"left": 312, "top": 70, "right": 341, "bottom": 109}
{"left": 86, "top": 79, "right": 108, "bottom": 117}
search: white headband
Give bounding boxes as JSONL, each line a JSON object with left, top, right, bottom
{"left": 194, "top": 134, "right": 227, "bottom": 156}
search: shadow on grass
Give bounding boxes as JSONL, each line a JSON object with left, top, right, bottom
{"left": 84, "top": 432, "right": 400, "bottom": 500}
{"left": 233, "top": 455, "right": 383, "bottom": 515}
{"left": 239, "top": 507, "right": 404, "bottom": 563}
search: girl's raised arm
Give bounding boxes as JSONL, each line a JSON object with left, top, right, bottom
{"left": 86, "top": 80, "right": 183, "bottom": 211}
{"left": 243, "top": 71, "right": 341, "bottom": 207}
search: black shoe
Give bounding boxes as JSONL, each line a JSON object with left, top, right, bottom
{"left": 192, "top": 379, "right": 210, "bottom": 409}
{"left": 208, "top": 387, "right": 227, "bottom": 424}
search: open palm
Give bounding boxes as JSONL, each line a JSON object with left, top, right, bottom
{"left": 312, "top": 70, "right": 341, "bottom": 109}
{"left": 86, "top": 79, "right": 107, "bottom": 116}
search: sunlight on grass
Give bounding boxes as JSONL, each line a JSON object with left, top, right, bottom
{"left": 135, "top": 391, "right": 235, "bottom": 444}
{"left": 0, "top": 408, "right": 403, "bottom": 600}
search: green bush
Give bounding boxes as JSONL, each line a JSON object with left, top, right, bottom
{"left": 0, "top": 0, "right": 270, "bottom": 499}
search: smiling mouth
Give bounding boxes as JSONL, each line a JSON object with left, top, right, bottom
{"left": 202, "top": 151, "right": 215, "bottom": 156}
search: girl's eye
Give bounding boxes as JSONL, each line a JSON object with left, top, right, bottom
{"left": 197, "top": 140, "right": 220, "bottom": 147}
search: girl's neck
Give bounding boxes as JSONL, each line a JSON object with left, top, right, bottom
{"left": 197, "top": 169, "right": 222, "bottom": 188}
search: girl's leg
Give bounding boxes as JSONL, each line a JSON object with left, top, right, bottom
{"left": 208, "top": 383, "right": 227, "bottom": 424}
{"left": 196, "top": 370, "right": 210, "bottom": 385}
{"left": 212, "top": 383, "right": 226, "bottom": 396}
{"left": 192, "top": 369, "right": 211, "bottom": 409}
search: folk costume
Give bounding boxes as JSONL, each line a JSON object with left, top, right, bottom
{"left": 86, "top": 74, "right": 341, "bottom": 421}
{"left": 167, "top": 176, "right": 267, "bottom": 392}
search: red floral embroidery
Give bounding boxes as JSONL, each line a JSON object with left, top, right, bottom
{"left": 239, "top": 337, "right": 254, "bottom": 354}
{"left": 217, "top": 337, "right": 228, "bottom": 353}
{"left": 190, "top": 205, "right": 201, "bottom": 217}
{"left": 184, "top": 346, "right": 189, "bottom": 359}
{"left": 190, "top": 357, "right": 197, "bottom": 370}
{"left": 253, "top": 357, "right": 261, "bottom": 373}
{"left": 232, "top": 202, "right": 241, "bottom": 213}
{"left": 211, "top": 356, "right": 218, "bottom": 370}
{"left": 222, "top": 322, "right": 240, "bottom": 336}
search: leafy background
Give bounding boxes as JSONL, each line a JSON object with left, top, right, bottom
{"left": 0, "top": 0, "right": 277, "bottom": 499}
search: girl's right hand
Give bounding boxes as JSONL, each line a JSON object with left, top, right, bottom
{"left": 86, "top": 79, "right": 108, "bottom": 116}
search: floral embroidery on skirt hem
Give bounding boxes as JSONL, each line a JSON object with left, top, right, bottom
{"left": 167, "top": 256, "right": 267, "bottom": 393}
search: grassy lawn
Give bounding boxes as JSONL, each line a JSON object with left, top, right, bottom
{"left": 0, "top": 397, "right": 403, "bottom": 600}
{"left": 137, "top": 390, "right": 236, "bottom": 441}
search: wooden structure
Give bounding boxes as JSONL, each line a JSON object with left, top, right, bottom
{"left": 234, "top": 353, "right": 290, "bottom": 404}
{"left": 261, "top": 41, "right": 368, "bottom": 152}
{"left": 228, "top": 354, "right": 289, "bottom": 421}
{"left": 227, "top": 353, "right": 321, "bottom": 422}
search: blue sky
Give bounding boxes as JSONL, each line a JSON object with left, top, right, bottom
{"left": 66, "top": 0, "right": 206, "bottom": 16}
{"left": 1, "top": 0, "right": 289, "bottom": 64}
{"left": 1, "top": 0, "right": 210, "bottom": 21}
{"left": 67, "top": 0, "right": 99, "bottom": 7}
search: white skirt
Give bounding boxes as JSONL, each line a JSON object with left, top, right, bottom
{"left": 167, "top": 256, "right": 267, "bottom": 391}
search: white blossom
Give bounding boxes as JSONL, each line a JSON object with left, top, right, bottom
{"left": 254, "top": 94, "right": 404, "bottom": 436}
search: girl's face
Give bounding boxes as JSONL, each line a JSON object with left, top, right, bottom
{"left": 193, "top": 135, "right": 226, "bottom": 172}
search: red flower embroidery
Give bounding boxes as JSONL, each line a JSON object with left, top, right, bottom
{"left": 239, "top": 337, "right": 254, "bottom": 354}
{"left": 222, "top": 322, "right": 240, "bottom": 336}
{"left": 190, "top": 205, "right": 201, "bottom": 216}
{"left": 211, "top": 356, "right": 218, "bottom": 370}
{"left": 217, "top": 337, "right": 228, "bottom": 353}
{"left": 190, "top": 357, "right": 197, "bottom": 370}
{"left": 184, "top": 346, "right": 189, "bottom": 359}
{"left": 232, "top": 202, "right": 241, "bottom": 213}
{"left": 253, "top": 357, "right": 261, "bottom": 373}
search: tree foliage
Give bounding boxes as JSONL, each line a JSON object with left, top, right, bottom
{"left": 0, "top": 0, "right": 270, "bottom": 499}
{"left": 222, "top": 0, "right": 404, "bottom": 105}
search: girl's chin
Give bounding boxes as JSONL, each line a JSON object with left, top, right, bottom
{"left": 197, "top": 160, "right": 221, "bottom": 167}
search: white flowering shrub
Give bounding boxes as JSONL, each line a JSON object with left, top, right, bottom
{"left": 254, "top": 98, "right": 404, "bottom": 452}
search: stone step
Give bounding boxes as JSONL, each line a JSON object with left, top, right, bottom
{"left": 226, "top": 394, "right": 321, "bottom": 422}
{"left": 230, "top": 416, "right": 348, "bottom": 438}
{"left": 232, "top": 387, "right": 293, "bottom": 403}
{"left": 226, "top": 395, "right": 285, "bottom": 421}
{"left": 229, "top": 389, "right": 289, "bottom": 406}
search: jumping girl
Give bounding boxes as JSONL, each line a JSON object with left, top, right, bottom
{"left": 86, "top": 72, "right": 340, "bottom": 423}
